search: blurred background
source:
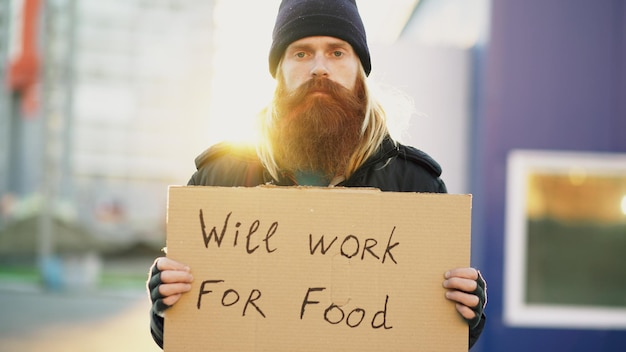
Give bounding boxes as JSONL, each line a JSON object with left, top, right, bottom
{"left": 0, "top": 0, "right": 624, "bottom": 351}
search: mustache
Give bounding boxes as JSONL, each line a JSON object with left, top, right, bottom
{"left": 276, "top": 77, "right": 365, "bottom": 121}
{"left": 284, "top": 77, "right": 351, "bottom": 104}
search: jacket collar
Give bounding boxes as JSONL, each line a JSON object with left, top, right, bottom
{"left": 265, "top": 136, "right": 397, "bottom": 186}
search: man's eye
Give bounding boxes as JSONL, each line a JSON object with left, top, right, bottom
{"left": 295, "top": 52, "right": 306, "bottom": 58}
{"left": 333, "top": 51, "right": 343, "bottom": 57}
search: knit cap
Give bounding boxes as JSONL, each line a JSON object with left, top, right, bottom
{"left": 268, "top": 0, "right": 371, "bottom": 78}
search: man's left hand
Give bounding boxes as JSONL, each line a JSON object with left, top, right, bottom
{"left": 443, "top": 267, "right": 487, "bottom": 329}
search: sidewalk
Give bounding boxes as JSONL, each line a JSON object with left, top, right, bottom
{"left": 0, "top": 281, "right": 160, "bottom": 352}
{"left": 0, "top": 259, "right": 161, "bottom": 352}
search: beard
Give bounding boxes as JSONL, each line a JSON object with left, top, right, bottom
{"left": 270, "top": 76, "right": 366, "bottom": 179}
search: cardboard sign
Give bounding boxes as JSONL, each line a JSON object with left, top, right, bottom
{"left": 164, "top": 186, "right": 471, "bottom": 351}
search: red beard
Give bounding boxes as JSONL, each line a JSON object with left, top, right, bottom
{"left": 271, "top": 77, "right": 366, "bottom": 179}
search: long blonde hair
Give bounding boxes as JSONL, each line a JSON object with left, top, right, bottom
{"left": 256, "top": 64, "right": 394, "bottom": 181}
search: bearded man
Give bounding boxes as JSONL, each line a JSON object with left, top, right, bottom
{"left": 147, "top": 0, "right": 487, "bottom": 349}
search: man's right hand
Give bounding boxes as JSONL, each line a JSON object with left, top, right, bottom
{"left": 147, "top": 257, "right": 194, "bottom": 316}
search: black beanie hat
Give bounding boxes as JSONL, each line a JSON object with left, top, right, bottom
{"left": 268, "top": 0, "right": 371, "bottom": 78}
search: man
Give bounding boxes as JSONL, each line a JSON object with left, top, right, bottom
{"left": 147, "top": 0, "right": 487, "bottom": 349}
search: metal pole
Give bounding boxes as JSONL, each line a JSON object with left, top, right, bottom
{"left": 0, "top": 1, "right": 11, "bottom": 202}
{"left": 37, "top": 0, "right": 78, "bottom": 290}
{"left": 59, "top": 0, "right": 76, "bottom": 200}
{"left": 38, "top": 0, "right": 57, "bottom": 289}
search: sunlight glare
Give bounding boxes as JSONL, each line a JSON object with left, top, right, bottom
{"left": 207, "top": 1, "right": 279, "bottom": 145}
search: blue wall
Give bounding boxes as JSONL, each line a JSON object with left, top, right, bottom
{"left": 472, "top": 0, "right": 626, "bottom": 351}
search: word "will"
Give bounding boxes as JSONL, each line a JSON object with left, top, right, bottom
{"left": 199, "top": 210, "right": 278, "bottom": 254}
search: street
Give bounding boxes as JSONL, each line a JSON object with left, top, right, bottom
{"left": 0, "top": 282, "right": 160, "bottom": 352}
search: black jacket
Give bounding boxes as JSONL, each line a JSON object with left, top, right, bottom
{"left": 151, "top": 137, "right": 485, "bottom": 349}
{"left": 188, "top": 138, "right": 447, "bottom": 192}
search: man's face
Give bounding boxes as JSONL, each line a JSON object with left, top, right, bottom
{"left": 269, "top": 36, "right": 366, "bottom": 179}
{"left": 280, "top": 36, "right": 360, "bottom": 93}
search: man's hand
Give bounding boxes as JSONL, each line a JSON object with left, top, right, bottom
{"left": 147, "top": 257, "right": 194, "bottom": 316}
{"left": 443, "top": 267, "right": 487, "bottom": 329}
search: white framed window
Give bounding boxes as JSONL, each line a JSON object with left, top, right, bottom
{"left": 504, "top": 149, "right": 626, "bottom": 329}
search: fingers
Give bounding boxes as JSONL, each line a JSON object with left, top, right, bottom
{"left": 443, "top": 267, "right": 479, "bottom": 312}
{"left": 455, "top": 303, "right": 476, "bottom": 320}
{"left": 445, "top": 267, "right": 478, "bottom": 280}
{"left": 161, "top": 290, "right": 187, "bottom": 306}
{"left": 157, "top": 258, "right": 194, "bottom": 300}
{"left": 155, "top": 257, "right": 191, "bottom": 273}
{"left": 443, "top": 276, "right": 477, "bottom": 293}
{"left": 159, "top": 280, "right": 193, "bottom": 296}
{"left": 160, "top": 268, "right": 194, "bottom": 284}
{"left": 149, "top": 257, "right": 194, "bottom": 313}
{"left": 445, "top": 290, "right": 480, "bottom": 312}
{"left": 443, "top": 267, "right": 479, "bottom": 292}
{"left": 442, "top": 267, "right": 487, "bottom": 329}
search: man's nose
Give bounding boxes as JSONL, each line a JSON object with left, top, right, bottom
{"left": 310, "top": 55, "right": 329, "bottom": 77}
